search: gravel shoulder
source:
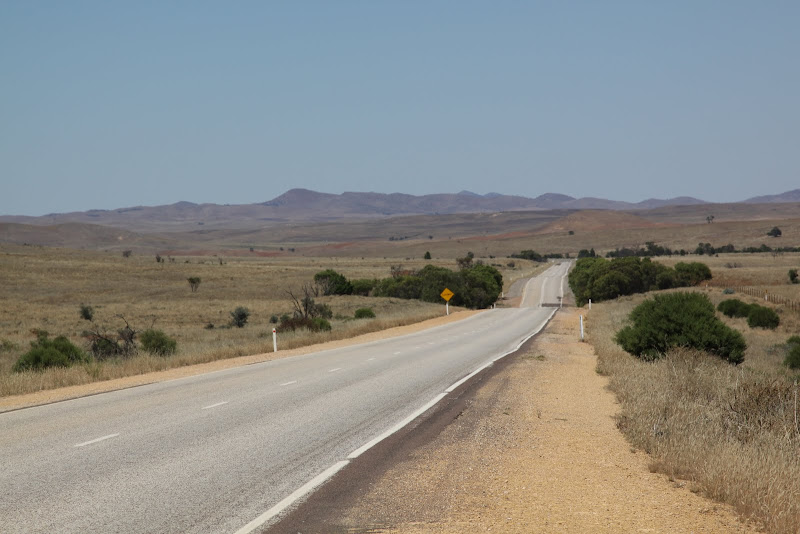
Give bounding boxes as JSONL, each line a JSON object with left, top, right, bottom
{"left": 315, "top": 308, "right": 759, "bottom": 533}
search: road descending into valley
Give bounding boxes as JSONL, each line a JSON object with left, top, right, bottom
{"left": 0, "top": 262, "right": 570, "bottom": 534}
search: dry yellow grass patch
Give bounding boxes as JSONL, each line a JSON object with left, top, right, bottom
{"left": 0, "top": 244, "right": 530, "bottom": 397}
{"left": 587, "top": 286, "right": 800, "bottom": 534}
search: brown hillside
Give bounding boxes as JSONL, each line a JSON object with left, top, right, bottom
{"left": 535, "top": 210, "right": 671, "bottom": 235}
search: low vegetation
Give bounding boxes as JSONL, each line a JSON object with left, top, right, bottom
{"left": 615, "top": 292, "right": 745, "bottom": 364}
{"left": 717, "top": 298, "right": 781, "bottom": 329}
{"left": 589, "top": 288, "right": 800, "bottom": 534}
{"left": 12, "top": 332, "right": 89, "bottom": 372}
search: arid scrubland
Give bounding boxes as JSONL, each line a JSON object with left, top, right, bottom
{"left": 0, "top": 244, "right": 534, "bottom": 397}
{"left": 587, "top": 276, "right": 800, "bottom": 533}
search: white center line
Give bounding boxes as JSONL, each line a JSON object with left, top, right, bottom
{"left": 367, "top": 357, "right": 376, "bottom": 361}
{"left": 328, "top": 367, "right": 342, "bottom": 373}
{"left": 393, "top": 351, "right": 402, "bottom": 355}
{"left": 202, "top": 401, "right": 228, "bottom": 410}
{"left": 280, "top": 380, "right": 297, "bottom": 386}
{"left": 75, "top": 433, "right": 119, "bottom": 448}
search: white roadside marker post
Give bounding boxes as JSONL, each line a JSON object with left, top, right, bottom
{"left": 272, "top": 328, "right": 278, "bottom": 352}
{"left": 580, "top": 315, "right": 584, "bottom": 341}
{"left": 589, "top": 299, "right": 592, "bottom": 310}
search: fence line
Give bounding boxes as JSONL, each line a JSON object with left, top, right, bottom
{"left": 734, "top": 286, "right": 799, "bottom": 312}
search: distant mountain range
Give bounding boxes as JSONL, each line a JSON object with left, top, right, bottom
{"left": 1, "top": 188, "right": 798, "bottom": 233}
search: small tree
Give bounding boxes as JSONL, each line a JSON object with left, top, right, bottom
{"left": 789, "top": 269, "right": 798, "bottom": 284}
{"left": 230, "top": 307, "right": 250, "bottom": 328}
{"left": 424, "top": 251, "right": 432, "bottom": 260}
{"left": 187, "top": 277, "right": 201, "bottom": 293}
{"left": 706, "top": 215, "right": 715, "bottom": 224}
{"left": 767, "top": 226, "right": 782, "bottom": 237}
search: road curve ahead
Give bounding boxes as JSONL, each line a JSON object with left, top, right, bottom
{"left": 0, "top": 263, "right": 570, "bottom": 534}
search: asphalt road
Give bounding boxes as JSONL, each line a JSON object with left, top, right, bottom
{"left": 0, "top": 262, "right": 570, "bottom": 534}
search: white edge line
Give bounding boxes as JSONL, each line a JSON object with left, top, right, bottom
{"left": 348, "top": 392, "right": 448, "bottom": 460}
{"left": 232, "top": 460, "right": 349, "bottom": 534}
{"left": 74, "top": 433, "right": 119, "bottom": 447}
{"left": 202, "top": 401, "right": 228, "bottom": 410}
{"left": 280, "top": 381, "right": 297, "bottom": 386}
{"left": 236, "top": 269, "right": 569, "bottom": 534}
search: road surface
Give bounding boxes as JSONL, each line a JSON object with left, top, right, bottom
{"left": 0, "top": 262, "right": 570, "bottom": 534}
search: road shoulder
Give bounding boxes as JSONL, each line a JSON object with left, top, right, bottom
{"left": 286, "top": 308, "right": 757, "bottom": 533}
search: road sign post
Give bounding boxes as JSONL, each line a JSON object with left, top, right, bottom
{"left": 440, "top": 288, "right": 454, "bottom": 315}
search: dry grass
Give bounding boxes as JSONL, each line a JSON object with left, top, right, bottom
{"left": 587, "top": 283, "right": 800, "bottom": 534}
{"left": 0, "top": 244, "right": 531, "bottom": 397}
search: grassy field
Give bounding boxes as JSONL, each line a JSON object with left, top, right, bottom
{"left": 585, "top": 258, "right": 800, "bottom": 533}
{"left": 0, "top": 244, "right": 537, "bottom": 397}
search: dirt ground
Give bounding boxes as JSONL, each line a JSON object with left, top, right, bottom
{"left": 329, "top": 309, "right": 760, "bottom": 533}
{"left": 0, "top": 310, "right": 479, "bottom": 412}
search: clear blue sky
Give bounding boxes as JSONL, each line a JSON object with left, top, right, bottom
{"left": 2, "top": 1, "right": 798, "bottom": 216}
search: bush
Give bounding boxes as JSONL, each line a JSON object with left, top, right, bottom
{"left": 269, "top": 315, "right": 279, "bottom": 324}
{"left": 354, "top": 307, "right": 376, "bottom": 319}
{"left": 351, "top": 278, "right": 377, "bottom": 296}
{"left": 722, "top": 288, "right": 735, "bottom": 294}
{"left": 314, "top": 269, "right": 353, "bottom": 296}
{"left": 140, "top": 329, "right": 177, "bottom": 356}
{"left": 615, "top": 292, "right": 746, "bottom": 364}
{"left": 785, "top": 345, "right": 800, "bottom": 369}
{"left": 279, "top": 316, "right": 331, "bottom": 332}
{"left": 312, "top": 318, "right": 332, "bottom": 331}
{"left": 424, "top": 251, "right": 431, "bottom": 260}
{"left": 790, "top": 269, "right": 798, "bottom": 284}
{"left": 747, "top": 305, "right": 780, "bottom": 329}
{"left": 79, "top": 304, "right": 94, "bottom": 321}
{"left": 230, "top": 307, "right": 250, "bottom": 328}
{"left": 717, "top": 299, "right": 753, "bottom": 318}
{"left": 13, "top": 333, "right": 89, "bottom": 372}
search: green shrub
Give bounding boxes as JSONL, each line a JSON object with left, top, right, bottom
{"left": 784, "top": 344, "right": 800, "bottom": 369}
{"left": 79, "top": 304, "right": 94, "bottom": 321}
{"left": 747, "top": 305, "right": 780, "bottom": 329}
{"left": 351, "top": 278, "right": 377, "bottom": 296}
{"left": 230, "top": 306, "right": 250, "bottom": 328}
{"left": 269, "top": 315, "right": 279, "bottom": 324}
{"left": 787, "top": 335, "right": 800, "bottom": 347}
{"left": 140, "top": 329, "right": 177, "bottom": 356}
{"left": 13, "top": 333, "right": 89, "bottom": 372}
{"left": 790, "top": 269, "right": 798, "bottom": 284}
{"left": 424, "top": 251, "right": 431, "bottom": 260}
{"left": 312, "top": 318, "right": 332, "bottom": 331}
{"left": 717, "top": 299, "right": 753, "bottom": 318}
{"left": 354, "top": 307, "right": 376, "bottom": 319}
{"left": 314, "top": 269, "right": 353, "bottom": 295}
{"left": 615, "top": 292, "right": 746, "bottom": 364}
{"left": 722, "top": 288, "right": 735, "bottom": 294}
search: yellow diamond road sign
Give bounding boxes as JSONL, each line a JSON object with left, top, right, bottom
{"left": 440, "top": 288, "right": 454, "bottom": 302}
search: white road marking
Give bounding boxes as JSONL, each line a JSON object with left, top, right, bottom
{"left": 367, "top": 357, "right": 376, "bottom": 361}
{"left": 74, "top": 433, "right": 119, "bottom": 448}
{"left": 233, "top": 460, "right": 350, "bottom": 534}
{"left": 348, "top": 392, "right": 447, "bottom": 459}
{"left": 328, "top": 368, "right": 342, "bottom": 373}
{"left": 201, "top": 401, "right": 228, "bottom": 410}
{"left": 393, "top": 352, "right": 401, "bottom": 355}
{"left": 427, "top": 342, "right": 435, "bottom": 345}
{"left": 280, "top": 381, "right": 297, "bottom": 386}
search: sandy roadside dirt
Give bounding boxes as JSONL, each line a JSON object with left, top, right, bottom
{"left": 328, "top": 309, "right": 760, "bottom": 533}
{"left": 0, "top": 310, "right": 479, "bottom": 412}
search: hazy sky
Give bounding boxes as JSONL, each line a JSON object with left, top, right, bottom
{"left": 2, "top": 2, "right": 798, "bottom": 216}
